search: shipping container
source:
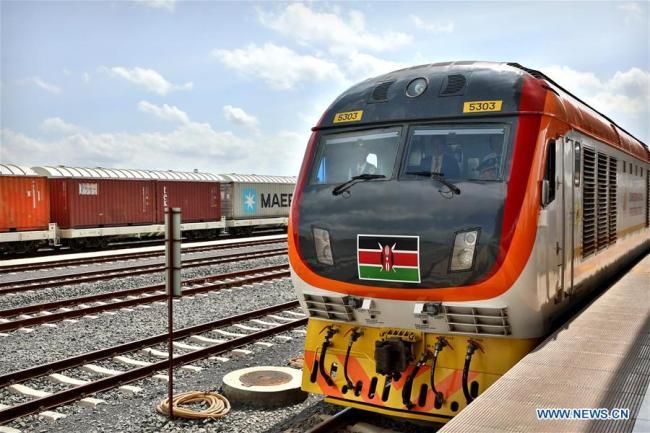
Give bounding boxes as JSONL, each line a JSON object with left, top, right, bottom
{"left": 33, "top": 166, "right": 224, "bottom": 229}
{"left": 0, "top": 164, "right": 50, "bottom": 232}
{"left": 219, "top": 174, "right": 296, "bottom": 219}
{"left": 153, "top": 180, "right": 221, "bottom": 223}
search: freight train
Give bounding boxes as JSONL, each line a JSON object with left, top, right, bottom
{"left": 0, "top": 165, "right": 295, "bottom": 254}
{"left": 289, "top": 61, "right": 650, "bottom": 422}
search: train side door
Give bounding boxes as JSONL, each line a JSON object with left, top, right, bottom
{"left": 542, "top": 139, "right": 565, "bottom": 302}
{"left": 563, "top": 137, "right": 578, "bottom": 298}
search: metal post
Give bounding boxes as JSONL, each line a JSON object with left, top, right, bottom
{"left": 165, "top": 207, "right": 182, "bottom": 420}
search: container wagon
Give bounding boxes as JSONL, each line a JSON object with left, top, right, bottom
{"left": 0, "top": 164, "right": 55, "bottom": 254}
{"left": 32, "top": 166, "right": 223, "bottom": 249}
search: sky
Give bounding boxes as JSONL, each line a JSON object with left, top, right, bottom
{"left": 0, "top": 0, "right": 648, "bottom": 176}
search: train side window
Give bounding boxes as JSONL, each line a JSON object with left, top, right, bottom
{"left": 543, "top": 140, "right": 556, "bottom": 206}
{"left": 622, "top": 161, "right": 626, "bottom": 174}
{"left": 574, "top": 141, "right": 581, "bottom": 186}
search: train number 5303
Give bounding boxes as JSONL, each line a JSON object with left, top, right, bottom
{"left": 333, "top": 110, "right": 364, "bottom": 123}
{"left": 463, "top": 100, "right": 503, "bottom": 113}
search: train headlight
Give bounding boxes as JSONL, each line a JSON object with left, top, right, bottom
{"left": 449, "top": 229, "right": 479, "bottom": 271}
{"left": 313, "top": 227, "right": 334, "bottom": 265}
{"left": 406, "top": 77, "right": 428, "bottom": 97}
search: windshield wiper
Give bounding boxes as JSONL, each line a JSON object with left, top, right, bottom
{"left": 332, "top": 174, "right": 386, "bottom": 196}
{"left": 406, "top": 171, "right": 461, "bottom": 195}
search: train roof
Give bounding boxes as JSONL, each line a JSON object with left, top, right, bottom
{"left": 32, "top": 165, "right": 225, "bottom": 182}
{"left": 0, "top": 164, "right": 40, "bottom": 176}
{"left": 322, "top": 61, "right": 648, "bottom": 162}
{"left": 217, "top": 174, "right": 297, "bottom": 184}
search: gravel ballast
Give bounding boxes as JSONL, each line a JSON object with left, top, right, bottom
{"left": 0, "top": 248, "right": 287, "bottom": 311}
{"left": 0, "top": 274, "right": 293, "bottom": 374}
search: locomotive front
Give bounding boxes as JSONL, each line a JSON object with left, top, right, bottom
{"left": 289, "top": 62, "right": 547, "bottom": 422}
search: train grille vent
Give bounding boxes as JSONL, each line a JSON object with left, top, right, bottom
{"left": 582, "top": 148, "right": 596, "bottom": 258}
{"left": 439, "top": 74, "right": 467, "bottom": 96}
{"left": 369, "top": 81, "right": 394, "bottom": 103}
{"left": 443, "top": 305, "right": 510, "bottom": 336}
{"left": 596, "top": 152, "right": 609, "bottom": 251}
{"left": 303, "top": 294, "right": 354, "bottom": 321}
{"left": 608, "top": 157, "right": 617, "bottom": 245}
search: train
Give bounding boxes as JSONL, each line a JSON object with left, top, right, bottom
{"left": 288, "top": 61, "right": 650, "bottom": 422}
{"left": 0, "top": 165, "right": 295, "bottom": 254}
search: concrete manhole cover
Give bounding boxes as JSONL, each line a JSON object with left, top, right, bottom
{"left": 222, "top": 366, "right": 307, "bottom": 407}
{"left": 240, "top": 370, "right": 293, "bottom": 387}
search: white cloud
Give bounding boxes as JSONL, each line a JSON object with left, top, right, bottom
{"left": 40, "top": 117, "right": 83, "bottom": 134}
{"left": 618, "top": 2, "right": 643, "bottom": 15}
{"left": 541, "top": 65, "right": 649, "bottom": 141}
{"left": 108, "top": 66, "right": 193, "bottom": 95}
{"left": 82, "top": 72, "right": 91, "bottom": 83}
{"left": 618, "top": 2, "right": 646, "bottom": 23}
{"left": 223, "top": 105, "right": 260, "bottom": 132}
{"left": 29, "top": 77, "right": 62, "bottom": 94}
{"left": 1, "top": 111, "right": 307, "bottom": 175}
{"left": 138, "top": 100, "right": 190, "bottom": 124}
{"left": 410, "top": 16, "right": 454, "bottom": 34}
{"left": 342, "top": 51, "right": 405, "bottom": 81}
{"left": 213, "top": 43, "right": 345, "bottom": 90}
{"left": 258, "top": 3, "right": 412, "bottom": 52}
{"left": 137, "top": 0, "right": 175, "bottom": 12}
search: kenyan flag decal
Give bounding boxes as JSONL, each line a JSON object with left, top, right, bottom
{"left": 357, "top": 234, "right": 420, "bottom": 283}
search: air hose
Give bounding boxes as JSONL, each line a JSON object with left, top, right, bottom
{"left": 343, "top": 328, "right": 362, "bottom": 391}
{"left": 318, "top": 325, "right": 338, "bottom": 386}
{"left": 402, "top": 350, "right": 432, "bottom": 409}
{"left": 156, "top": 391, "right": 231, "bottom": 419}
{"left": 462, "top": 340, "right": 481, "bottom": 404}
{"left": 430, "top": 336, "right": 450, "bottom": 408}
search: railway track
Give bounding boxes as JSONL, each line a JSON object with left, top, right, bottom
{"left": 0, "top": 246, "right": 287, "bottom": 295}
{"left": 0, "top": 237, "right": 286, "bottom": 274}
{"left": 305, "top": 408, "right": 361, "bottom": 432}
{"left": 0, "top": 301, "right": 307, "bottom": 425}
{"left": 0, "top": 264, "right": 291, "bottom": 332}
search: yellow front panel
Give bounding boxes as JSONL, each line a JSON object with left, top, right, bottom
{"left": 301, "top": 318, "right": 538, "bottom": 422}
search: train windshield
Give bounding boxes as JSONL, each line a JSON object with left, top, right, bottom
{"left": 310, "top": 128, "right": 401, "bottom": 185}
{"left": 402, "top": 126, "right": 508, "bottom": 180}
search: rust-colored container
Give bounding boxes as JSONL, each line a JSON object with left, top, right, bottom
{"left": 48, "top": 178, "right": 156, "bottom": 229}
{"left": 154, "top": 181, "right": 221, "bottom": 223}
{"left": 0, "top": 166, "right": 50, "bottom": 232}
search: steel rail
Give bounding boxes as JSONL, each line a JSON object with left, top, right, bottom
{"left": 304, "top": 407, "right": 361, "bottom": 433}
{"left": 0, "top": 315, "right": 307, "bottom": 424}
{"left": 0, "top": 264, "right": 290, "bottom": 332}
{"left": 0, "top": 247, "right": 286, "bottom": 294}
{"left": 0, "top": 238, "right": 286, "bottom": 274}
{"left": 0, "top": 300, "right": 300, "bottom": 386}
{"left": 0, "top": 263, "right": 289, "bottom": 318}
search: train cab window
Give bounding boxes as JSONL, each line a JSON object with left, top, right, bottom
{"left": 310, "top": 128, "right": 401, "bottom": 185}
{"left": 544, "top": 140, "right": 556, "bottom": 204}
{"left": 401, "top": 126, "right": 507, "bottom": 180}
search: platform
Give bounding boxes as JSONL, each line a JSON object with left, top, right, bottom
{"left": 439, "top": 253, "right": 650, "bottom": 433}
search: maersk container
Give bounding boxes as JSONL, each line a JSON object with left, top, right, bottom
{"left": 219, "top": 174, "right": 296, "bottom": 219}
{"left": 0, "top": 164, "right": 50, "bottom": 232}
